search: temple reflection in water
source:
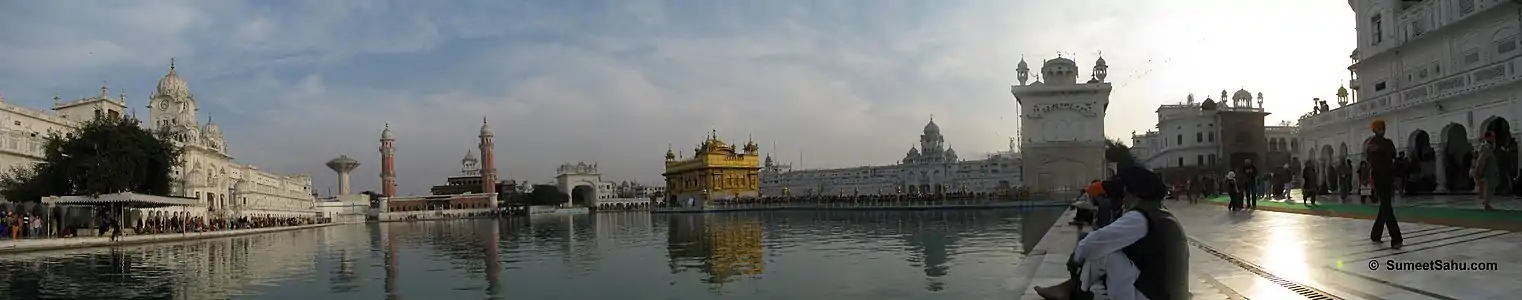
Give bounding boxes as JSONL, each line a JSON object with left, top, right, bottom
{"left": 665, "top": 214, "right": 766, "bottom": 284}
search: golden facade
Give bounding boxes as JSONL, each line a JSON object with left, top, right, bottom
{"left": 705, "top": 217, "right": 765, "bottom": 283}
{"left": 663, "top": 130, "right": 762, "bottom": 203}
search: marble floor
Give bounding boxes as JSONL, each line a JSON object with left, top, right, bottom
{"left": 1250, "top": 189, "right": 1522, "bottom": 211}
{"left": 1171, "top": 202, "right": 1521, "bottom": 299}
{"left": 1018, "top": 203, "right": 1520, "bottom": 299}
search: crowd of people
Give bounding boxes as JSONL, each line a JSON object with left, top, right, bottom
{"left": 0, "top": 207, "right": 330, "bottom": 243}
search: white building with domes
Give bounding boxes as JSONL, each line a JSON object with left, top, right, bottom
{"left": 1011, "top": 55, "right": 1112, "bottom": 191}
{"left": 0, "top": 85, "right": 130, "bottom": 181}
{"left": 141, "top": 60, "right": 318, "bottom": 219}
{"left": 758, "top": 117, "right": 1023, "bottom": 197}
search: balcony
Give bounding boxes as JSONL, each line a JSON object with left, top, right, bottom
{"left": 1301, "top": 54, "right": 1522, "bottom": 129}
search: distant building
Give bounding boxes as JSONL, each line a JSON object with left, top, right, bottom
{"left": 758, "top": 118, "right": 1021, "bottom": 197}
{"left": 1129, "top": 89, "right": 1288, "bottom": 183}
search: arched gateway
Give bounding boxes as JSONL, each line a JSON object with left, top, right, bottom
{"left": 556, "top": 162, "right": 602, "bottom": 208}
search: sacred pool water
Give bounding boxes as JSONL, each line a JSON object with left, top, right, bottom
{"left": 0, "top": 208, "right": 1063, "bottom": 300}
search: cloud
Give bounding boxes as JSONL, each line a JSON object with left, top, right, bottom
{"left": 0, "top": 0, "right": 1356, "bottom": 196}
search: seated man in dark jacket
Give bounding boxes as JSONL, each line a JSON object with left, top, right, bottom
{"left": 1035, "top": 166, "right": 1191, "bottom": 300}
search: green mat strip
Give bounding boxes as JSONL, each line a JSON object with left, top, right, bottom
{"left": 1205, "top": 196, "right": 1522, "bottom": 223}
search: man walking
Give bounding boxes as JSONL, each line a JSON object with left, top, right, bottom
{"left": 1367, "top": 120, "right": 1403, "bottom": 249}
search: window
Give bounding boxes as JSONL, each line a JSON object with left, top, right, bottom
{"left": 1374, "top": 81, "right": 1387, "bottom": 91}
{"left": 1176, "top": 134, "right": 1183, "bottom": 145}
{"left": 1498, "top": 37, "right": 1518, "bottom": 55}
{"left": 1409, "top": 18, "right": 1426, "bottom": 36}
{"left": 1418, "top": 67, "right": 1429, "bottom": 79}
{"left": 1196, "top": 133, "right": 1203, "bottom": 143}
{"left": 1208, "top": 132, "right": 1216, "bottom": 142}
{"left": 1464, "top": 50, "right": 1481, "bottom": 66}
{"left": 1208, "top": 154, "right": 1218, "bottom": 166}
{"left": 1196, "top": 155, "right": 1204, "bottom": 166}
{"left": 1458, "top": 0, "right": 1476, "bottom": 15}
{"left": 1177, "top": 157, "right": 1184, "bottom": 167}
{"left": 1370, "top": 14, "right": 1384, "bottom": 45}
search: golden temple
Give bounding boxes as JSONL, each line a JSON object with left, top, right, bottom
{"left": 663, "top": 130, "right": 762, "bottom": 204}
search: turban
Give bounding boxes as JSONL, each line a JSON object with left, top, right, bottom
{"left": 1371, "top": 119, "right": 1386, "bottom": 130}
{"left": 1103, "top": 165, "right": 1168, "bottom": 202}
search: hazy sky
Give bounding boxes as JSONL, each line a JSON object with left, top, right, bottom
{"left": 0, "top": 0, "right": 1354, "bottom": 196}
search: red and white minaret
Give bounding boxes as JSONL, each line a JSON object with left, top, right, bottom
{"left": 379, "top": 123, "right": 397, "bottom": 197}
{"left": 478, "top": 117, "right": 497, "bottom": 196}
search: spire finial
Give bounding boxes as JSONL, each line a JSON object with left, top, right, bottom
{"left": 929, "top": 113, "right": 934, "bottom": 122}
{"left": 101, "top": 81, "right": 109, "bottom": 97}
{"left": 482, "top": 116, "right": 488, "bottom": 124}
{"left": 170, "top": 58, "right": 176, "bottom": 70}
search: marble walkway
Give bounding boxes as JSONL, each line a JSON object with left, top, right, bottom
{"left": 1013, "top": 202, "right": 1521, "bottom": 300}
{"left": 1273, "top": 189, "right": 1522, "bottom": 211}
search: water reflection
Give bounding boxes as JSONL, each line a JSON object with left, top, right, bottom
{"left": 0, "top": 208, "right": 1062, "bottom": 300}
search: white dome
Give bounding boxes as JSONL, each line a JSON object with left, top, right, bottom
{"left": 1232, "top": 89, "right": 1253, "bottom": 101}
{"left": 156, "top": 59, "right": 190, "bottom": 98}
{"left": 479, "top": 118, "right": 493, "bottom": 136}
{"left": 380, "top": 123, "right": 394, "bottom": 140}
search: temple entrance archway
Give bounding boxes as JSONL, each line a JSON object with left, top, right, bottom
{"left": 1407, "top": 130, "right": 1437, "bottom": 193}
{"left": 555, "top": 162, "right": 604, "bottom": 208}
{"left": 571, "top": 185, "right": 597, "bottom": 208}
{"left": 1442, "top": 124, "right": 1475, "bottom": 191}
{"left": 1483, "top": 116, "right": 1516, "bottom": 194}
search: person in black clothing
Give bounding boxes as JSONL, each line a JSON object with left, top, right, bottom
{"left": 1035, "top": 166, "right": 1190, "bottom": 300}
{"left": 1239, "top": 159, "right": 1259, "bottom": 209}
{"left": 1367, "top": 120, "right": 1402, "bottom": 249}
{"left": 1302, "top": 161, "right": 1319, "bottom": 205}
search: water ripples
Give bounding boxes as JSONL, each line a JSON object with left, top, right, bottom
{"left": 0, "top": 207, "right": 1062, "bottom": 300}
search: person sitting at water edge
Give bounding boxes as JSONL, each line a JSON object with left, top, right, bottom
{"left": 1035, "top": 166, "right": 1190, "bottom": 300}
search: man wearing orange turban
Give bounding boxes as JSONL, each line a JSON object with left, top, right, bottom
{"left": 1365, "top": 119, "right": 1402, "bottom": 249}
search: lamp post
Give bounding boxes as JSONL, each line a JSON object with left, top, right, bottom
{"left": 701, "top": 189, "right": 709, "bottom": 208}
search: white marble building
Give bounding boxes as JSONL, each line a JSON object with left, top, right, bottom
{"left": 1012, "top": 55, "right": 1111, "bottom": 191}
{"left": 1298, "top": 0, "right": 1521, "bottom": 192}
{"left": 142, "top": 60, "right": 317, "bottom": 218}
{"left": 0, "top": 86, "right": 129, "bottom": 184}
{"left": 759, "top": 118, "right": 1023, "bottom": 197}
{"left": 1129, "top": 90, "right": 1300, "bottom": 170}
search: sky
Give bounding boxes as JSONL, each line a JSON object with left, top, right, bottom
{"left": 0, "top": 0, "right": 1355, "bottom": 197}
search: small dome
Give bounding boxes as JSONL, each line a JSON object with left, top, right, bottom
{"left": 945, "top": 148, "right": 958, "bottom": 160}
{"left": 906, "top": 147, "right": 921, "bottom": 157}
{"left": 1232, "top": 89, "right": 1253, "bottom": 101}
{"left": 380, "top": 123, "right": 394, "bottom": 140}
{"left": 156, "top": 59, "right": 190, "bottom": 98}
{"left": 201, "top": 121, "right": 221, "bottom": 138}
{"left": 1016, "top": 58, "right": 1029, "bottom": 69}
{"left": 462, "top": 150, "right": 477, "bottom": 163}
{"left": 1336, "top": 86, "right": 1349, "bottom": 97}
{"left": 1200, "top": 99, "right": 1218, "bottom": 110}
{"left": 665, "top": 148, "right": 676, "bottom": 160}
{"left": 1095, "top": 56, "right": 1107, "bottom": 66}
{"left": 479, "top": 118, "right": 493, "bottom": 136}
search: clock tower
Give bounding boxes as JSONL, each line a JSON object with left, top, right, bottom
{"left": 1011, "top": 54, "right": 1112, "bottom": 192}
{"left": 148, "top": 59, "right": 201, "bottom": 142}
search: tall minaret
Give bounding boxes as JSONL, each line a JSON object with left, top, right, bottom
{"left": 478, "top": 117, "right": 497, "bottom": 195}
{"left": 379, "top": 123, "right": 397, "bottom": 197}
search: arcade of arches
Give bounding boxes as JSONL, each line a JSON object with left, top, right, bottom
{"left": 1306, "top": 117, "right": 1516, "bottom": 194}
